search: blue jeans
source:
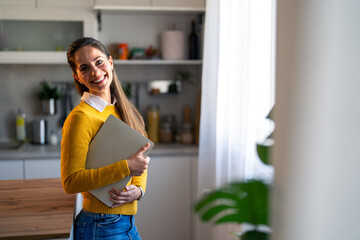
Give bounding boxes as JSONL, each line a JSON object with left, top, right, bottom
{"left": 74, "top": 209, "right": 141, "bottom": 240}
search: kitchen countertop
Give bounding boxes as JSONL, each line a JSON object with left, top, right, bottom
{"left": 0, "top": 142, "right": 198, "bottom": 160}
{"left": 0, "top": 178, "right": 75, "bottom": 240}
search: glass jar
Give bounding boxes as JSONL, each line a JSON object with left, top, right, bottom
{"left": 163, "top": 114, "right": 177, "bottom": 135}
{"left": 147, "top": 104, "right": 160, "bottom": 143}
{"left": 160, "top": 122, "right": 173, "bottom": 143}
{"left": 180, "top": 123, "right": 193, "bottom": 144}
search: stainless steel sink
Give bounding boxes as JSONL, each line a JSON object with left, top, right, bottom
{"left": 0, "top": 142, "right": 23, "bottom": 150}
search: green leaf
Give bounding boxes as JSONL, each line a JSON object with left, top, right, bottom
{"left": 195, "top": 191, "right": 239, "bottom": 212}
{"left": 241, "top": 231, "right": 269, "bottom": 240}
{"left": 236, "top": 181, "right": 269, "bottom": 225}
{"left": 201, "top": 205, "right": 233, "bottom": 221}
{"left": 194, "top": 180, "right": 270, "bottom": 226}
{"left": 215, "top": 213, "right": 243, "bottom": 224}
{"left": 37, "top": 82, "right": 62, "bottom": 100}
{"left": 266, "top": 107, "right": 274, "bottom": 120}
{"left": 257, "top": 144, "right": 271, "bottom": 165}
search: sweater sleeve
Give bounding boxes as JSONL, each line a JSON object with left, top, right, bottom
{"left": 131, "top": 169, "right": 148, "bottom": 192}
{"left": 61, "top": 111, "right": 130, "bottom": 194}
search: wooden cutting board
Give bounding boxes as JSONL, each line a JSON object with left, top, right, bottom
{"left": 0, "top": 178, "right": 75, "bottom": 240}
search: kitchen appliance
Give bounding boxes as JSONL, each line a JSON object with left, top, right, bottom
{"left": 32, "top": 118, "right": 47, "bottom": 144}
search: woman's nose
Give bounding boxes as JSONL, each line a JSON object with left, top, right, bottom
{"left": 91, "top": 66, "right": 100, "bottom": 76}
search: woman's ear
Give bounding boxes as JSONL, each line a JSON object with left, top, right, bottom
{"left": 109, "top": 55, "right": 114, "bottom": 70}
{"left": 73, "top": 73, "right": 80, "bottom": 83}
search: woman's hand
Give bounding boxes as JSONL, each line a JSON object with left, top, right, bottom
{"left": 126, "top": 143, "right": 150, "bottom": 176}
{"left": 109, "top": 185, "right": 141, "bottom": 208}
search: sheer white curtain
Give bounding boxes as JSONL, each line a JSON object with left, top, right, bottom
{"left": 196, "top": 0, "right": 276, "bottom": 239}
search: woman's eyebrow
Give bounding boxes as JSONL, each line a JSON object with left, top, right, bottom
{"left": 78, "top": 63, "right": 88, "bottom": 70}
{"left": 78, "top": 56, "right": 103, "bottom": 69}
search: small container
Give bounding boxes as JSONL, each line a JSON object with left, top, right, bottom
{"left": 163, "top": 114, "right": 177, "bottom": 133}
{"left": 160, "top": 122, "right": 173, "bottom": 143}
{"left": 49, "top": 130, "right": 58, "bottom": 145}
{"left": 130, "top": 48, "right": 145, "bottom": 59}
{"left": 118, "top": 43, "right": 128, "bottom": 60}
{"left": 32, "top": 118, "right": 47, "bottom": 145}
{"left": 181, "top": 123, "right": 193, "bottom": 144}
{"left": 147, "top": 104, "right": 160, "bottom": 143}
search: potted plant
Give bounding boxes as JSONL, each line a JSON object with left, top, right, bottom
{"left": 37, "top": 82, "right": 62, "bottom": 115}
{"left": 194, "top": 110, "right": 274, "bottom": 240}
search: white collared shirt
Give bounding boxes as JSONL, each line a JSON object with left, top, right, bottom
{"left": 81, "top": 92, "right": 116, "bottom": 112}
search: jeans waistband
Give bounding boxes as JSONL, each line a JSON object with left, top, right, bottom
{"left": 80, "top": 209, "right": 121, "bottom": 217}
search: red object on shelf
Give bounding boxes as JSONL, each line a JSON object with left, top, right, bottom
{"left": 118, "top": 43, "right": 128, "bottom": 60}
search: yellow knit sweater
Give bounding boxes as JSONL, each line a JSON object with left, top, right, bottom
{"left": 61, "top": 101, "right": 147, "bottom": 215}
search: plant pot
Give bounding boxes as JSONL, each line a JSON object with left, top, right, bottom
{"left": 42, "top": 98, "right": 56, "bottom": 115}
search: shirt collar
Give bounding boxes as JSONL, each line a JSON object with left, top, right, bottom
{"left": 81, "top": 92, "right": 116, "bottom": 112}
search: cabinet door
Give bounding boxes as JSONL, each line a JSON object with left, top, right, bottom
{"left": 152, "top": 0, "right": 206, "bottom": 8}
{"left": 136, "top": 156, "right": 192, "bottom": 240}
{"left": 0, "top": 160, "right": 24, "bottom": 180}
{"left": 24, "top": 159, "right": 61, "bottom": 179}
{"left": 95, "top": 0, "right": 150, "bottom": 7}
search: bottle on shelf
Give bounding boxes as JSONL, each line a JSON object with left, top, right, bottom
{"left": 189, "top": 20, "right": 199, "bottom": 60}
{"left": 180, "top": 105, "right": 194, "bottom": 144}
{"left": 16, "top": 108, "right": 26, "bottom": 142}
{"left": 118, "top": 43, "right": 129, "bottom": 60}
{"left": 147, "top": 104, "right": 160, "bottom": 143}
{"left": 183, "top": 105, "right": 191, "bottom": 124}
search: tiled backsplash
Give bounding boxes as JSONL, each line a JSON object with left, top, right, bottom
{"left": 0, "top": 64, "right": 200, "bottom": 142}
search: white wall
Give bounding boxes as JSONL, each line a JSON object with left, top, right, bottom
{"left": 272, "top": 0, "right": 360, "bottom": 239}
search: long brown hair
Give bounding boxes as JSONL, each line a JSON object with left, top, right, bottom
{"left": 67, "top": 37, "right": 146, "bottom": 137}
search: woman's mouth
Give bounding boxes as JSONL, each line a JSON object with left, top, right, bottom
{"left": 92, "top": 75, "right": 106, "bottom": 84}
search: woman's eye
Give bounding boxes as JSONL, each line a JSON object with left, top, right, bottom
{"left": 96, "top": 59, "right": 103, "bottom": 65}
{"left": 80, "top": 66, "right": 89, "bottom": 72}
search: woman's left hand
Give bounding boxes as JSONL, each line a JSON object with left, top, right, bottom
{"left": 109, "top": 185, "right": 141, "bottom": 208}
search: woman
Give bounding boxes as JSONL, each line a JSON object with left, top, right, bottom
{"left": 61, "top": 37, "right": 150, "bottom": 240}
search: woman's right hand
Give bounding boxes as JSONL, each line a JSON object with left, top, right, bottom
{"left": 126, "top": 143, "right": 151, "bottom": 176}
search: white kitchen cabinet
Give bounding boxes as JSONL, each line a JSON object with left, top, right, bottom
{"left": 0, "top": 158, "right": 61, "bottom": 180}
{"left": 24, "top": 158, "right": 61, "bottom": 179}
{"left": 0, "top": 159, "right": 24, "bottom": 180}
{"left": 135, "top": 155, "right": 197, "bottom": 240}
{"left": 0, "top": 8, "right": 97, "bottom": 64}
{"left": 0, "top": 160, "right": 24, "bottom": 180}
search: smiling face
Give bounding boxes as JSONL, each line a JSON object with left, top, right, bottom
{"left": 73, "top": 46, "right": 114, "bottom": 101}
